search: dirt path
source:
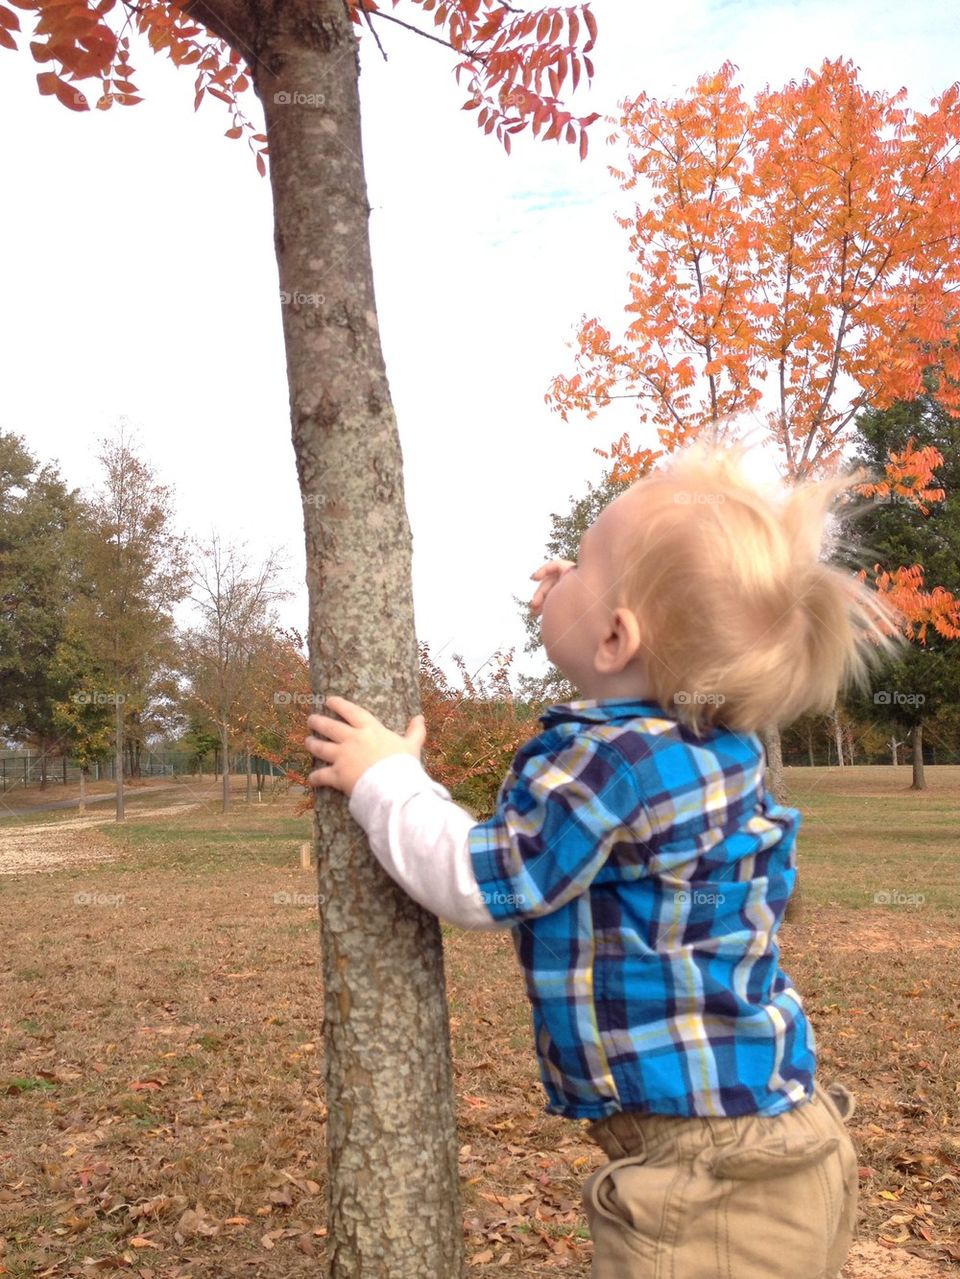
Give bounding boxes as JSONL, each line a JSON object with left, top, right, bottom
{"left": 0, "top": 781, "right": 181, "bottom": 819}
{"left": 843, "top": 1240, "right": 955, "bottom": 1277}
{"left": 0, "top": 798, "right": 206, "bottom": 875}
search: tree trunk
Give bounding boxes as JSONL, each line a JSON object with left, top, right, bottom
{"left": 245, "top": 748, "right": 252, "bottom": 804}
{"left": 181, "top": 0, "right": 464, "bottom": 1272}
{"left": 220, "top": 723, "right": 230, "bottom": 813}
{"left": 759, "top": 724, "right": 786, "bottom": 801}
{"left": 806, "top": 723, "right": 815, "bottom": 768}
{"left": 79, "top": 766, "right": 87, "bottom": 814}
{"left": 114, "top": 692, "right": 124, "bottom": 822}
{"left": 759, "top": 725, "right": 801, "bottom": 921}
{"left": 39, "top": 742, "right": 48, "bottom": 790}
{"left": 890, "top": 737, "right": 899, "bottom": 766}
{"left": 830, "top": 707, "right": 844, "bottom": 767}
{"left": 910, "top": 722, "right": 926, "bottom": 791}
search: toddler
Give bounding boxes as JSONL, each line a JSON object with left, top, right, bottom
{"left": 304, "top": 440, "right": 901, "bottom": 1278}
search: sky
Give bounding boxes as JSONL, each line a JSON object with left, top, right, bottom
{"left": 2, "top": 0, "right": 958, "bottom": 695}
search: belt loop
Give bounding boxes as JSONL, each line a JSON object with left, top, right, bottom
{"left": 625, "top": 1113, "right": 648, "bottom": 1154}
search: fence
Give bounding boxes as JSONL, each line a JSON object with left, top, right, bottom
{"left": 0, "top": 750, "right": 288, "bottom": 793}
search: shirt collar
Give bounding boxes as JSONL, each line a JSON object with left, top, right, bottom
{"left": 538, "top": 697, "right": 676, "bottom": 728}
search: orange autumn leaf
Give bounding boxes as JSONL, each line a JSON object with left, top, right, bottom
{"left": 5, "top": 0, "right": 601, "bottom": 170}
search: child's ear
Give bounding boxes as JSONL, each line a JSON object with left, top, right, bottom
{"left": 593, "top": 607, "right": 643, "bottom": 675}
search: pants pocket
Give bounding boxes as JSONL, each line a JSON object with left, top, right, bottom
{"left": 709, "top": 1131, "right": 840, "bottom": 1181}
{"left": 708, "top": 1112, "right": 856, "bottom": 1279}
{"left": 582, "top": 1148, "right": 679, "bottom": 1269}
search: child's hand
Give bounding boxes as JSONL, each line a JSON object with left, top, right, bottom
{"left": 529, "top": 559, "right": 576, "bottom": 617}
{"left": 304, "top": 696, "right": 426, "bottom": 798}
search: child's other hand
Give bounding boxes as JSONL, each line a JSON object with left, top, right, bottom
{"left": 529, "top": 559, "right": 576, "bottom": 617}
{"left": 304, "top": 696, "right": 426, "bottom": 798}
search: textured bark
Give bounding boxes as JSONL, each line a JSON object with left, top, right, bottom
{"left": 220, "top": 722, "right": 231, "bottom": 812}
{"left": 911, "top": 722, "right": 926, "bottom": 790}
{"left": 759, "top": 724, "right": 786, "bottom": 802}
{"left": 830, "top": 707, "right": 845, "bottom": 768}
{"left": 182, "top": 0, "right": 464, "bottom": 1273}
{"left": 114, "top": 692, "right": 124, "bottom": 821}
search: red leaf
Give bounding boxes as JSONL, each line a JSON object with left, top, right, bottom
{"left": 579, "top": 125, "right": 588, "bottom": 161}
{"left": 36, "top": 69, "right": 59, "bottom": 93}
{"left": 0, "top": 4, "right": 20, "bottom": 29}
{"left": 56, "top": 78, "right": 88, "bottom": 110}
{"left": 206, "top": 85, "right": 233, "bottom": 104}
{"left": 0, "top": 23, "right": 14, "bottom": 46}
{"left": 225, "top": 125, "right": 243, "bottom": 138}
{"left": 256, "top": 151, "right": 266, "bottom": 177}
{"left": 584, "top": 6, "right": 597, "bottom": 50}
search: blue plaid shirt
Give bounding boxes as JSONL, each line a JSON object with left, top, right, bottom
{"left": 467, "top": 698, "right": 816, "bottom": 1121}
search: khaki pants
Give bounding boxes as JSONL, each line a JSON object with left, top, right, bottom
{"left": 581, "top": 1081, "right": 859, "bottom": 1279}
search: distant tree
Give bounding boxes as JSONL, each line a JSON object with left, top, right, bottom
{"left": 181, "top": 532, "right": 288, "bottom": 812}
{"left": 0, "top": 429, "right": 85, "bottom": 786}
{"left": 842, "top": 397, "right": 960, "bottom": 789}
{"left": 68, "top": 424, "right": 189, "bottom": 819}
{"left": 48, "top": 623, "right": 115, "bottom": 810}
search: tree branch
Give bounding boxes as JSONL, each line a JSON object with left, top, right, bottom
{"left": 361, "top": 7, "right": 487, "bottom": 63}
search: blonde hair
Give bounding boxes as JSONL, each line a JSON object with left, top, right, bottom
{"left": 614, "top": 440, "right": 907, "bottom": 736}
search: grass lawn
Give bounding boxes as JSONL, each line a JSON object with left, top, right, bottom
{"left": 0, "top": 766, "right": 957, "bottom": 1277}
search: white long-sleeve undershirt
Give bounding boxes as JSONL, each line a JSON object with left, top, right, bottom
{"left": 347, "top": 752, "right": 502, "bottom": 930}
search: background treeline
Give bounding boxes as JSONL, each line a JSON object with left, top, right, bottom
{"left": 2, "top": 397, "right": 957, "bottom": 818}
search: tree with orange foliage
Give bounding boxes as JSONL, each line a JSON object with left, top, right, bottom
{"left": 548, "top": 59, "right": 960, "bottom": 480}
{"left": 547, "top": 58, "right": 960, "bottom": 803}
{"left": 844, "top": 396, "right": 960, "bottom": 789}
{"left": 6, "top": 1, "right": 602, "bottom": 1270}
{"left": 232, "top": 631, "right": 540, "bottom": 818}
